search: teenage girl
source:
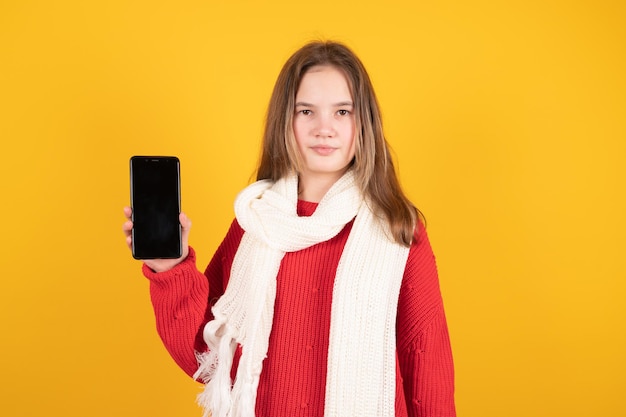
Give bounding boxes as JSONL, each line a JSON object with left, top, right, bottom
{"left": 123, "top": 40, "right": 456, "bottom": 417}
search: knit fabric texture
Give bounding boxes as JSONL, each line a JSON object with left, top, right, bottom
{"left": 193, "top": 170, "right": 410, "bottom": 417}
{"left": 144, "top": 216, "right": 457, "bottom": 416}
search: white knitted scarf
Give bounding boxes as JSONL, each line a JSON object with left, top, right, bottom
{"left": 194, "top": 170, "right": 410, "bottom": 417}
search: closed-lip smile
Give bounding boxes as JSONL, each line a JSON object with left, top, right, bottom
{"left": 311, "top": 145, "right": 337, "bottom": 155}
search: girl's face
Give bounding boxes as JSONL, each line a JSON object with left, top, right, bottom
{"left": 293, "top": 65, "right": 356, "bottom": 185}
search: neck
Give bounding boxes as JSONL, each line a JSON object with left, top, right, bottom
{"left": 298, "top": 171, "right": 346, "bottom": 203}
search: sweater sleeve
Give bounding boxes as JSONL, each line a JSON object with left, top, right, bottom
{"left": 143, "top": 219, "right": 244, "bottom": 378}
{"left": 396, "top": 222, "right": 456, "bottom": 417}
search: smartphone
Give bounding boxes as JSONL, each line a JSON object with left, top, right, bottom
{"left": 130, "top": 156, "right": 182, "bottom": 259}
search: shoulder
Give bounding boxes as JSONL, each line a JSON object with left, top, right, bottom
{"left": 401, "top": 220, "right": 442, "bottom": 310}
{"left": 407, "top": 220, "right": 437, "bottom": 269}
{"left": 215, "top": 218, "right": 246, "bottom": 257}
{"left": 203, "top": 218, "right": 246, "bottom": 293}
{"left": 396, "top": 221, "right": 446, "bottom": 345}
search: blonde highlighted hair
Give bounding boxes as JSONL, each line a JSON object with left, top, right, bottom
{"left": 257, "top": 40, "right": 421, "bottom": 246}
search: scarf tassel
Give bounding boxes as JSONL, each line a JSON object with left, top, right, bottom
{"left": 195, "top": 323, "right": 237, "bottom": 417}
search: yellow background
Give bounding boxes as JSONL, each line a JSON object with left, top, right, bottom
{"left": 1, "top": 0, "right": 624, "bottom": 416}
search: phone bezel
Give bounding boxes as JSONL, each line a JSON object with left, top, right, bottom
{"left": 130, "top": 155, "right": 182, "bottom": 259}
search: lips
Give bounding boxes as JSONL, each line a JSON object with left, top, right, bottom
{"left": 310, "top": 146, "right": 337, "bottom": 156}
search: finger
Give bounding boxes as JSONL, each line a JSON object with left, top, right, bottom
{"left": 179, "top": 213, "right": 191, "bottom": 260}
{"left": 123, "top": 206, "right": 132, "bottom": 219}
{"left": 179, "top": 212, "right": 191, "bottom": 230}
{"left": 122, "top": 220, "right": 133, "bottom": 235}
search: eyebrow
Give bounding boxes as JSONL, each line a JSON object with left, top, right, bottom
{"left": 295, "top": 101, "right": 354, "bottom": 107}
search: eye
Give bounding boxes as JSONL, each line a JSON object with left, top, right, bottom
{"left": 337, "top": 109, "right": 351, "bottom": 116}
{"left": 298, "top": 109, "right": 312, "bottom": 116}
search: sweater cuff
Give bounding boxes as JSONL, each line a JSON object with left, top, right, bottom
{"left": 141, "top": 246, "right": 198, "bottom": 284}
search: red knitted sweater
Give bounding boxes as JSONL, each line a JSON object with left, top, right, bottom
{"left": 144, "top": 200, "right": 455, "bottom": 416}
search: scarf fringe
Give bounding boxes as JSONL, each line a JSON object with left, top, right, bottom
{"left": 194, "top": 323, "right": 237, "bottom": 417}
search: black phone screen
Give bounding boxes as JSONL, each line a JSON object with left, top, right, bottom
{"left": 130, "top": 156, "right": 182, "bottom": 259}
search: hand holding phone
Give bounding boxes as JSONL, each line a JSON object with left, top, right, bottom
{"left": 130, "top": 156, "right": 183, "bottom": 260}
{"left": 123, "top": 206, "right": 191, "bottom": 273}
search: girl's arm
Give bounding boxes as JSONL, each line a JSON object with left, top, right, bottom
{"left": 144, "top": 220, "right": 244, "bottom": 378}
{"left": 397, "top": 223, "right": 456, "bottom": 417}
{"left": 143, "top": 247, "right": 210, "bottom": 377}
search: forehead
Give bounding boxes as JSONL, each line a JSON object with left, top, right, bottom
{"left": 296, "top": 65, "right": 353, "bottom": 98}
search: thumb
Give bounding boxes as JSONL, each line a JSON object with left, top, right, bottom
{"left": 179, "top": 212, "right": 192, "bottom": 249}
{"left": 180, "top": 212, "right": 191, "bottom": 231}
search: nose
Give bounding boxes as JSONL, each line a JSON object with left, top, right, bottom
{"left": 315, "top": 113, "right": 335, "bottom": 138}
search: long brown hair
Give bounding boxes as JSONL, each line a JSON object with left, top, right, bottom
{"left": 257, "top": 40, "right": 421, "bottom": 246}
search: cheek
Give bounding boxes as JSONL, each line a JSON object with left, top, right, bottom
{"left": 293, "top": 118, "right": 308, "bottom": 139}
{"left": 348, "top": 138, "right": 356, "bottom": 160}
{"left": 345, "top": 123, "right": 356, "bottom": 155}
{"left": 293, "top": 123, "right": 306, "bottom": 149}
